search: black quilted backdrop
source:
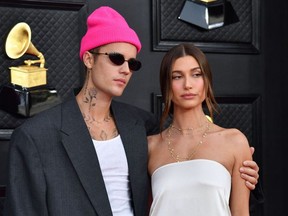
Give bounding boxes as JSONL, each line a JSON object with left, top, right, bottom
{"left": 0, "top": 2, "right": 87, "bottom": 129}
{"left": 160, "top": 0, "right": 251, "bottom": 42}
{"left": 152, "top": 0, "right": 260, "bottom": 53}
{"left": 213, "top": 99, "right": 258, "bottom": 146}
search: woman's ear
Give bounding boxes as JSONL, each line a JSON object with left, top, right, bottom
{"left": 82, "top": 51, "right": 94, "bottom": 69}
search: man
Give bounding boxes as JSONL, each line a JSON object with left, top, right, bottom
{"left": 4, "top": 6, "right": 260, "bottom": 216}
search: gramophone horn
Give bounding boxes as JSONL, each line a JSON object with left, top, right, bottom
{"left": 5, "top": 22, "right": 45, "bottom": 67}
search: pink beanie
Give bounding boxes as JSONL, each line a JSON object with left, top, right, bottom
{"left": 79, "top": 6, "right": 142, "bottom": 60}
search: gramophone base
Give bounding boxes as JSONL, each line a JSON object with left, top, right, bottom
{"left": 0, "top": 85, "right": 61, "bottom": 117}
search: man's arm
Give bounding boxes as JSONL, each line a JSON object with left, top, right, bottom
{"left": 4, "top": 128, "right": 48, "bottom": 216}
{"left": 240, "top": 147, "right": 259, "bottom": 190}
{"left": 240, "top": 147, "right": 265, "bottom": 209}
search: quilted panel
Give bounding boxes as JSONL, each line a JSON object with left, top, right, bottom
{"left": 214, "top": 103, "right": 253, "bottom": 144}
{"left": 158, "top": 0, "right": 252, "bottom": 42}
{"left": 0, "top": 3, "right": 86, "bottom": 128}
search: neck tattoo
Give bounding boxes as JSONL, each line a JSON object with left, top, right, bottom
{"left": 167, "top": 120, "right": 210, "bottom": 162}
{"left": 82, "top": 88, "right": 97, "bottom": 111}
{"left": 83, "top": 112, "right": 112, "bottom": 125}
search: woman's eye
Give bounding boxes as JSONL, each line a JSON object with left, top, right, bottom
{"left": 192, "top": 73, "right": 202, "bottom": 78}
{"left": 172, "top": 75, "right": 182, "bottom": 80}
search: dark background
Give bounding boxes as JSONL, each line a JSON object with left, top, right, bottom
{"left": 0, "top": 0, "right": 287, "bottom": 215}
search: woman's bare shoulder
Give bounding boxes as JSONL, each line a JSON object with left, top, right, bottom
{"left": 211, "top": 124, "right": 249, "bottom": 147}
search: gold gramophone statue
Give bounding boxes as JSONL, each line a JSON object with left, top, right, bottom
{"left": 0, "top": 22, "right": 61, "bottom": 117}
{"left": 6, "top": 22, "right": 47, "bottom": 88}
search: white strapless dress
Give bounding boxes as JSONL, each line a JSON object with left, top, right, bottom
{"left": 149, "top": 159, "right": 231, "bottom": 216}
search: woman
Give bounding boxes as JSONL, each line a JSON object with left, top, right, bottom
{"left": 148, "top": 43, "right": 251, "bottom": 215}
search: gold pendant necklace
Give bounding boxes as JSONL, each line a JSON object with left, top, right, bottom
{"left": 167, "top": 120, "right": 210, "bottom": 162}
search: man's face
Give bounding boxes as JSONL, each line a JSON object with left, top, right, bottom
{"left": 85, "top": 42, "right": 139, "bottom": 98}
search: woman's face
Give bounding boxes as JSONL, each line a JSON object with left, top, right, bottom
{"left": 170, "top": 55, "right": 206, "bottom": 110}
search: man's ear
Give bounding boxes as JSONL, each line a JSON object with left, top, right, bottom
{"left": 82, "top": 51, "right": 94, "bottom": 68}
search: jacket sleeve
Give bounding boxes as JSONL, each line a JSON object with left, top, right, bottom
{"left": 3, "top": 127, "right": 48, "bottom": 216}
{"left": 144, "top": 112, "right": 159, "bottom": 136}
{"left": 249, "top": 180, "right": 265, "bottom": 215}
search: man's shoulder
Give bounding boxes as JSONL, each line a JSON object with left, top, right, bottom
{"left": 17, "top": 96, "right": 76, "bottom": 129}
{"left": 112, "top": 100, "right": 151, "bottom": 115}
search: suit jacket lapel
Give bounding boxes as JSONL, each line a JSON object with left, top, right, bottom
{"left": 60, "top": 97, "right": 113, "bottom": 216}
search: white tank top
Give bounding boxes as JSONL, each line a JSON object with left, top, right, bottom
{"left": 93, "top": 135, "right": 133, "bottom": 216}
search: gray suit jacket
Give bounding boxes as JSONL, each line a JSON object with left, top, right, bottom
{"left": 4, "top": 94, "right": 158, "bottom": 216}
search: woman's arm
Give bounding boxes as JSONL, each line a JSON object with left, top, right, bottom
{"left": 240, "top": 147, "right": 259, "bottom": 190}
{"left": 230, "top": 131, "right": 252, "bottom": 216}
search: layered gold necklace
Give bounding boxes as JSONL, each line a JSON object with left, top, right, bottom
{"left": 167, "top": 120, "right": 210, "bottom": 162}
